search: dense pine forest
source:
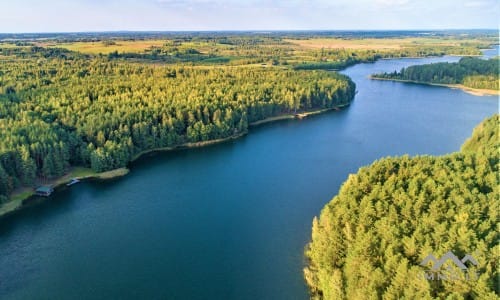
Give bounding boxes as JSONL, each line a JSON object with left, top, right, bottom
{"left": 0, "top": 55, "right": 355, "bottom": 201}
{"left": 372, "top": 57, "right": 499, "bottom": 90}
{"left": 304, "top": 115, "right": 499, "bottom": 299}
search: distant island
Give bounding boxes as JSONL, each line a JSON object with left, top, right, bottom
{"left": 371, "top": 56, "right": 499, "bottom": 96}
{"left": 304, "top": 115, "right": 498, "bottom": 299}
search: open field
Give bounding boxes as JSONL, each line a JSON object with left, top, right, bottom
{"left": 40, "top": 40, "right": 236, "bottom": 55}
{"left": 284, "top": 37, "right": 495, "bottom": 50}
{"left": 40, "top": 40, "right": 167, "bottom": 54}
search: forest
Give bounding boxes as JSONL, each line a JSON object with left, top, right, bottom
{"left": 372, "top": 57, "right": 499, "bottom": 90}
{"left": 304, "top": 115, "right": 499, "bottom": 299}
{"left": 0, "top": 48, "right": 355, "bottom": 201}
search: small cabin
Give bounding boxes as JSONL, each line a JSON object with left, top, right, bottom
{"left": 35, "top": 186, "right": 54, "bottom": 197}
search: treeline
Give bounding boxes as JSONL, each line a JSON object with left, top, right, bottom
{"left": 106, "top": 48, "right": 217, "bottom": 63}
{"left": 0, "top": 56, "right": 355, "bottom": 201}
{"left": 463, "top": 75, "right": 499, "bottom": 90}
{"left": 304, "top": 115, "right": 499, "bottom": 299}
{"left": 293, "top": 47, "right": 484, "bottom": 70}
{"left": 293, "top": 58, "right": 360, "bottom": 71}
{"left": 0, "top": 45, "right": 91, "bottom": 60}
{"left": 372, "top": 57, "right": 499, "bottom": 90}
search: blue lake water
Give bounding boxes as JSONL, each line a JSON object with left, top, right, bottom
{"left": 0, "top": 48, "right": 497, "bottom": 299}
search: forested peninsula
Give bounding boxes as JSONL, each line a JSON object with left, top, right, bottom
{"left": 371, "top": 57, "right": 499, "bottom": 95}
{"left": 304, "top": 115, "right": 499, "bottom": 299}
{"left": 0, "top": 49, "right": 355, "bottom": 203}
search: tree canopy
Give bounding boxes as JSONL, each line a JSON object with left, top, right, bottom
{"left": 0, "top": 52, "right": 355, "bottom": 200}
{"left": 304, "top": 115, "right": 499, "bottom": 299}
{"left": 372, "top": 57, "right": 499, "bottom": 90}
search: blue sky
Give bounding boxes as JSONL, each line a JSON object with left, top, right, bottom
{"left": 1, "top": 0, "right": 498, "bottom": 32}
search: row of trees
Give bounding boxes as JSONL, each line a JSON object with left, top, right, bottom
{"left": 294, "top": 47, "right": 484, "bottom": 70}
{"left": 304, "top": 115, "right": 498, "bottom": 299}
{"left": 372, "top": 57, "right": 499, "bottom": 89}
{"left": 0, "top": 55, "right": 356, "bottom": 200}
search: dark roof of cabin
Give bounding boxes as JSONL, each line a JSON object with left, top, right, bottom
{"left": 35, "top": 186, "right": 53, "bottom": 193}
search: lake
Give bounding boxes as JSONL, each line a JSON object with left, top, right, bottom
{"left": 0, "top": 48, "right": 497, "bottom": 300}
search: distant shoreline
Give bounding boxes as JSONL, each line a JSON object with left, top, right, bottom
{"left": 370, "top": 76, "right": 499, "bottom": 96}
{"left": 1, "top": 104, "right": 349, "bottom": 218}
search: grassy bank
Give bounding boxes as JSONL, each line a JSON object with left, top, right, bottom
{"left": 1, "top": 167, "right": 129, "bottom": 218}
{"left": 370, "top": 76, "right": 499, "bottom": 96}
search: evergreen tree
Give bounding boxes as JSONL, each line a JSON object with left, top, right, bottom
{"left": 304, "top": 115, "right": 499, "bottom": 299}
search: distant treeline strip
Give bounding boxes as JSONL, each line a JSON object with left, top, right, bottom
{"left": 293, "top": 47, "right": 484, "bottom": 71}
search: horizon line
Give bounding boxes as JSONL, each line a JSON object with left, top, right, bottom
{"left": 1, "top": 28, "right": 498, "bottom": 35}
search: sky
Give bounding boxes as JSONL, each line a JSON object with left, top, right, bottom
{"left": 0, "top": 0, "right": 498, "bottom": 33}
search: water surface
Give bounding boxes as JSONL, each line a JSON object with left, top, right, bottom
{"left": 0, "top": 50, "right": 497, "bottom": 300}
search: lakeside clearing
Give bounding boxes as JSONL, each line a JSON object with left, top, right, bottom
{"left": 1, "top": 106, "right": 347, "bottom": 218}
{"left": 2, "top": 167, "right": 129, "bottom": 218}
{"left": 370, "top": 77, "right": 499, "bottom": 96}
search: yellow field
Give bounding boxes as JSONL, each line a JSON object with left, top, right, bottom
{"left": 284, "top": 37, "right": 493, "bottom": 50}
{"left": 40, "top": 40, "right": 167, "bottom": 54}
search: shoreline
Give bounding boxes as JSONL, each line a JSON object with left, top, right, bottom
{"left": 1, "top": 105, "right": 348, "bottom": 218}
{"left": 131, "top": 132, "right": 248, "bottom": 162}
{"left": 247, "top": 105, "right": 348, "bottom": 127}
{"left": 0, "top": 167, "right": 130, "bottom": 218}
{"left": 370, "top": 77, "right": 499, "bottom": 96}
{"left": 379, "top": 53, "right": 484, "bottom": 60}
{"left": 131, "top": 105, "right": 350, "bottom": 162}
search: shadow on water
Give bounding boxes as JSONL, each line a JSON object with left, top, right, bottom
{"left": 129, "top": 107, "right": 351, "bottom": 171}
{"left": 0, "top": 177, "right": 125, "bottom": 235}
